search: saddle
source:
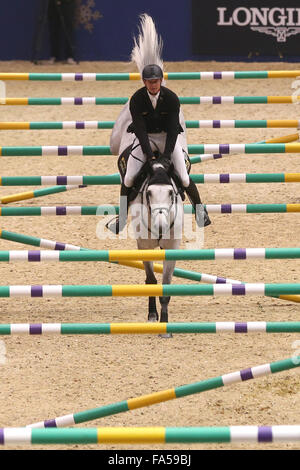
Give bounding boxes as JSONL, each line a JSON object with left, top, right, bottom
{"left": 117, "top": 145, "right": 191, "bottom": 202}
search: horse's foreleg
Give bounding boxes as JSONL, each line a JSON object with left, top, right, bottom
{"left": 158, "top": 260, "right": 176, "bottom": 337}
{"left": 160, "top": 260, "right": 176, "bottom": 323}
{"left": 159, "top": 295, "right": 170, "bottom": 324}
{"left": 144, "top": 261, "right": 159, "bottom": 322}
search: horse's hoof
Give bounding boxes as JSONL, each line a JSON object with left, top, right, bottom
{"left": 158, "top": 333, "right": 173, "bottom": 339}
{"left": 148, "top": 313, "right": 159, "bottom": 322}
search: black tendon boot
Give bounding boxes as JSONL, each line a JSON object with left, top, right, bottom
{"left": 185, "top": 178, "right": 211, "bottom": 227}
{"left": 106, "top": 184, "right": 131, "bottom": 234}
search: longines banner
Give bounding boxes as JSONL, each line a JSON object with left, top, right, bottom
{"left": 192, "top": 1, "right": 300, "bottom": 57}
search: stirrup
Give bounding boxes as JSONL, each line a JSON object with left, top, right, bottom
{"left": 105, "top": 216, "right": 121, "bottom": 234}
{"left": 195, "top": 205, "right": 211, "bottom": 227}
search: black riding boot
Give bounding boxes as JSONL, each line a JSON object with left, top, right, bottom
{"left": 106, "top": 183, "right": 131, "bottom": 234}
{"left": 185, "top": 178, "right": 211, "bottom": 227}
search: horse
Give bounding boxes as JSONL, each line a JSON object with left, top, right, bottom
{"left": 127, "top": 163, "right": 184, "bottom": 337}
{"left": 108, "top": 13, "right": 189, "bottom": 337}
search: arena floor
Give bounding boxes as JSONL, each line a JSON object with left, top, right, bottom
{"left": 0, "top": 59, "right": 300, "bottom": 451}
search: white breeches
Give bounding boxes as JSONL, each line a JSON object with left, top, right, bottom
{"left": 123, "top": 133, "right": 190, "bottom": 188}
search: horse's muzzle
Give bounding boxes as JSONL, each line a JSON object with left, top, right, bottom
{"left": 151, "top": 209, "right": 171, "bottom": 239}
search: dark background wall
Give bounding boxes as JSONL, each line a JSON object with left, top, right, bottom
{"left": 0, "top": 0, "right": 191, "bottom": 62}
{"left": 0, "top": 0, "right": 299, "bottom": 62}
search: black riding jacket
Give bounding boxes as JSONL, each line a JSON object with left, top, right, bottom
{"left": 127, "top": 85, "right": 183, "bottom": 160}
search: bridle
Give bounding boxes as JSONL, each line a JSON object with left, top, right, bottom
{"left": 138, "top": 176, "right": 180, "bottom": 240}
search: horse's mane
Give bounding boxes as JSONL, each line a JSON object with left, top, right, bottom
{"left": 148, "top": 168, "right": 172, "bottom": 186}
{"left": 130, "top": 13, "right": 165, "bottom": 83}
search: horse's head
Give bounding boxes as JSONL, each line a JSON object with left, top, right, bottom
{"left": 146, "top": 168, "right": 178, "bottom": 239}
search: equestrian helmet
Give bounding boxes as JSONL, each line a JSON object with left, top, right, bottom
{"left": 142, "top": 64, "right": 163, "bottom": 80}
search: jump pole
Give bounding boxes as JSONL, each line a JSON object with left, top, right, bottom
{"left": 2, "top": 173, "right": 300, "bottom": 187}
{"left": 26, "top": 354, "right": 300, "bottom": 428}
{"left": 1, "top": 119, "right": 300, "bottom": 130}
{"left": 189, "top": 142, "right": 300, "bottom": 155}
{"left": 0, "top": 203, "right": 299, "bottom": 216}
{"left": 0, "top": 184, "right": 87, "bottom": 204}
{"left": 1, "top": 321, "right": 300, "bottom": 335}
{"left": 191, "top": 173, "right": 300, "bottom": 183}
{"left": 186, "top": 119, "right": 300, "bottom": 128}
{"left": 189, "top": 133, "right": 300, "bottom": 164}
{"left": 1, "top": 70, "right": 300, "bottom": 80}
{"left": 2, "top": 247, "right": 300, "bottom": 262}
{"left": 0, "top": 283, "right": 300, "bottom": 297}
{"left": 1, "top": 425, "right": 300, "bottom": 445}
{"left": 1, "top": 142, "right": 300, "bottom": 156}
{"left": 0, "top": 174, "right": 120, "bottom": 186}
{"left": 0, "top": 228, "right": 85, "bottom": 251}
{"left": 1, "top": 96, "right": 299, "bottom": 106}
{"left": 2, "top": 168, "right": 300, "bottom": 204}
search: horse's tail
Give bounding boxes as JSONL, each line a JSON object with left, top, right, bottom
{"left": 131, "top": 14, "right": 164, "bottom": 78}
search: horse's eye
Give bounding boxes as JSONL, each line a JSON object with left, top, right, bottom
{"left": 146, "top": 190, "right": 151, "bottom": 199}
{"left": 168, "top": 190, "right": 173, "bottom": 197}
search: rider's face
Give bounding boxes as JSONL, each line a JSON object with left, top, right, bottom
{"left": 143, "top": 78, "right": 162, "bottom": 95}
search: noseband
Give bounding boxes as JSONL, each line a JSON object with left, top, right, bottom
{"left": 139, "top": 177, "right": 180, "bottom": 239}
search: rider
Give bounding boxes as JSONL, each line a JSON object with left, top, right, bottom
{"left": 106, "top": 63, "right": 211, "bottom": 234}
